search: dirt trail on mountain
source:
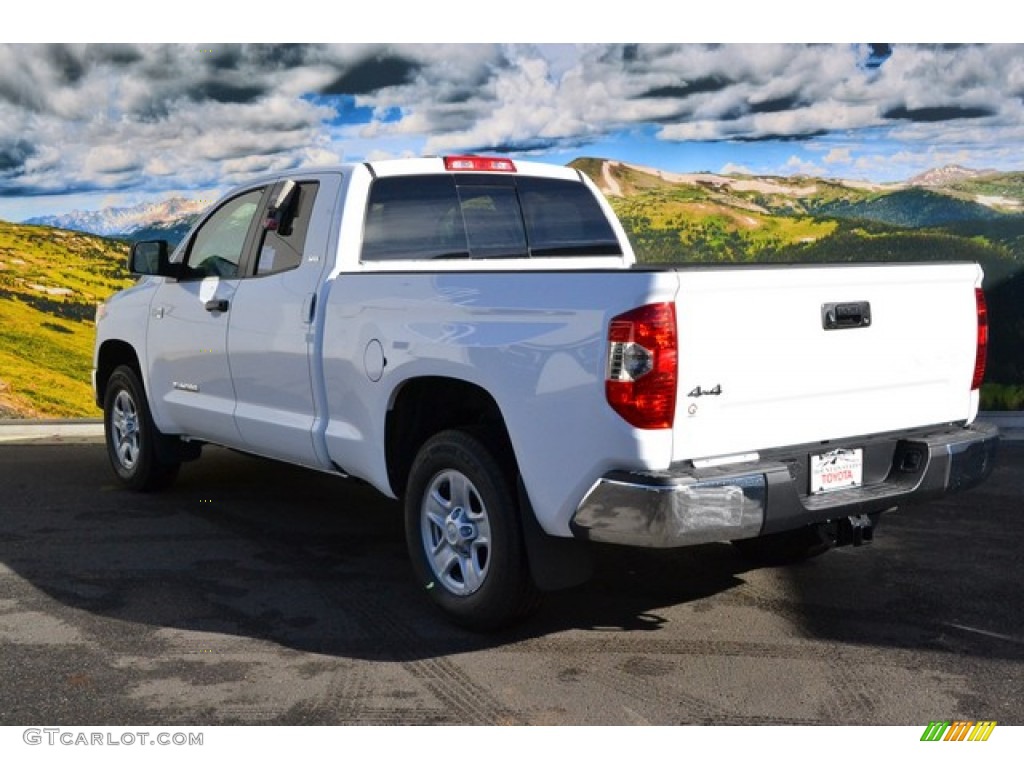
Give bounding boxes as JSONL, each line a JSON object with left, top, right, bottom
{"left": 601, "top": 161, "right": 623, "bottom": 197}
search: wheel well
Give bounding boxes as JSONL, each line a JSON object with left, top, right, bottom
{"left": 386, "top": 377, "right": 514, "bottom": 498}
{"left": 96, "top": 341, "right": 141, "bottom": 407}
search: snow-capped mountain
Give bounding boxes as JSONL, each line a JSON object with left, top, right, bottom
{"left": 907, "top": 165, "right": 993, "bottom": 187}
{"left": 24, "top": 197, "right": 208, "bottom": 238}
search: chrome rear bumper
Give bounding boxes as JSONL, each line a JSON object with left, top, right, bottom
{"left": 571, "top": 422, "right": 999, "bottom": 548}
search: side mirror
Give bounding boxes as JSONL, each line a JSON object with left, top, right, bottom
{"left": 129, "top": 240, "right": 177, "bottom": 277}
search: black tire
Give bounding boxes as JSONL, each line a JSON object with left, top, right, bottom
{"left": 732, "top": 523, "right": 834, "bottom": 565}
{"left": 404, "top": 430, "right": 539, "bottom": 630}
{"left": 103, "top": 365, "right": 180, "bottom": 492}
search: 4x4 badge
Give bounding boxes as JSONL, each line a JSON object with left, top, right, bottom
{"left": 688, "top": 384, "right": 722, "bottom": 398}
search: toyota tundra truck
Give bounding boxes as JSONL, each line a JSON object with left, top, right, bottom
{"left": 92, "top": 155, "right": 999, "bottom": 628}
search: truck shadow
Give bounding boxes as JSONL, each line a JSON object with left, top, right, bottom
{"left": 2, "top": 444, "right": 1021, "bottom": 664}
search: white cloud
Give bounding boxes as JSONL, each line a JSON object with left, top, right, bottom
{"left": 84, "top": 146, "right": 140, "bottom": 175}
{"left": 785, "top": 155, "right": 825, "bottom": 176}
{"left": 4, "top": 43, "right": 1024, "bottom": 216}
{"left": 297, "top": 147, "right": 343, "bottom": 167}
{"left": 720, "top": 163, "right": 753, "bottom": 175}
{"left": 824, "top": 148, "right": 852, "bottom": 165}
{"left": 658, "top": 121, "right": 726, "bottom": 142}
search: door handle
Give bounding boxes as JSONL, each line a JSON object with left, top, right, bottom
{"left": 822, "top": 301, "right": 870, "bottom": 330}
{"left": 204, "top": 299, "right": 230, "bottom": 313}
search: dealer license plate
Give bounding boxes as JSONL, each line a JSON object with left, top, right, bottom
{"left": 810, "top": 448, "right": 863, "bottom": 494}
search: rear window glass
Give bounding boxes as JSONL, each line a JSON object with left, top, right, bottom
{"left": 361, "top": 174, "right": 622, "bottom": 261}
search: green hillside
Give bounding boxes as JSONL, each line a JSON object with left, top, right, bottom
{"left": 612, "top": 190, "right": 837, "bottom": 263}
{"left": 948, "top": 171, "right": 1024, "bottom": 202}
{"left": 814, "top": 188, "right": 1004, "bottom": 227}
{"left": 0, "top": 222, "right": 133, "bottom": 417}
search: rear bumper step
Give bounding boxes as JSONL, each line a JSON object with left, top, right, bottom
{"left": 570, "top": 421, "right": 999, "bottom": 548}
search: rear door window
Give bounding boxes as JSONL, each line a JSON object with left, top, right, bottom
{"left": 253, "top": 181, "right": 320, "bottom": 277}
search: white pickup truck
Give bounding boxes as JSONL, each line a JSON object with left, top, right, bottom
{"left": 93, "top": 156, "right": 999, "bottom": 628}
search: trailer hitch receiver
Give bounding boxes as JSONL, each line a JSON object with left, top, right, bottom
{"left": 837, "top": 514, "right": 874, "bottom": 547}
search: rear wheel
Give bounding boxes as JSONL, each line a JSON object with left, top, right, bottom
{"left": 103, "top": 365, "right": 180, "bottom": 491}
{"left": 404, "top": 430, "right": 538, "bottom": 630}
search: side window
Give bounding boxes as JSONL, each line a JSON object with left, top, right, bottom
{"left": 184, "top": 189, "right": 264, "bottom": 279}
{"left": 518, "top": 177, "right": 622, "bottom": 256}
{"left": 362, "top": 176, "right": 465, "bottom": 261}
{"left": 254, "top": 181, "right": 320, "bottom": 277}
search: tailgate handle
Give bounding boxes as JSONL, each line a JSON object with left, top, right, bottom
{"left": 822, "top": 301, "right": 870, "bottom": 330}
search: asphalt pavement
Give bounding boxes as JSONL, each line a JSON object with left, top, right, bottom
{"left": 0, "top": 438, "right": 1021, "bottom": 725}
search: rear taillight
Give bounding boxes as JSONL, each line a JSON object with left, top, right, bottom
{"left": 606, "top": 303, "right": 677, "bottom": 429}
{"left": 972, "top": 287, "right": 988, "bottom": 391}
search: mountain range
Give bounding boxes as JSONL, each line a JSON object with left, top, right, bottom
{"left": 17, "top": 162, "right": 1024, "bottom": 244}
{"left": 572, "top": 157, "right": 1024, "bottom": 266}
{"left": 578, "top": 159, "right": 1024, "bottom": 219}
{"left": 0, "top": 159, "right": 1022, "bottom": 417}
{"left": 24, "top": 197, "right": 207, "bottom": 243}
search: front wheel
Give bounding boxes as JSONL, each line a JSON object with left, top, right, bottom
{"left": 404, "top": 430, "right": 538, "bottom": 630}
{"left": 103, "top": 365, "right": 180, "bottom": 492}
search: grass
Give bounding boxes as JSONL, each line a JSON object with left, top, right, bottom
{"left": 980, "top": 383, "right": 1024, "bottom": 411}
{"left": 0, "top": 221, "right": 132, "bottom": 417}
{"left": 611, "top": 190, "right": 838, "bottom": 263}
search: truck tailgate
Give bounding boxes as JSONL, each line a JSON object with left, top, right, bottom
{"left": 671, "top": 262, "right": 983, "bottom": 461}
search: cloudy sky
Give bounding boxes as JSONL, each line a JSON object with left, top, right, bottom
{"left": 2, "top": 42, "right": 1024, "bottom": 220}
